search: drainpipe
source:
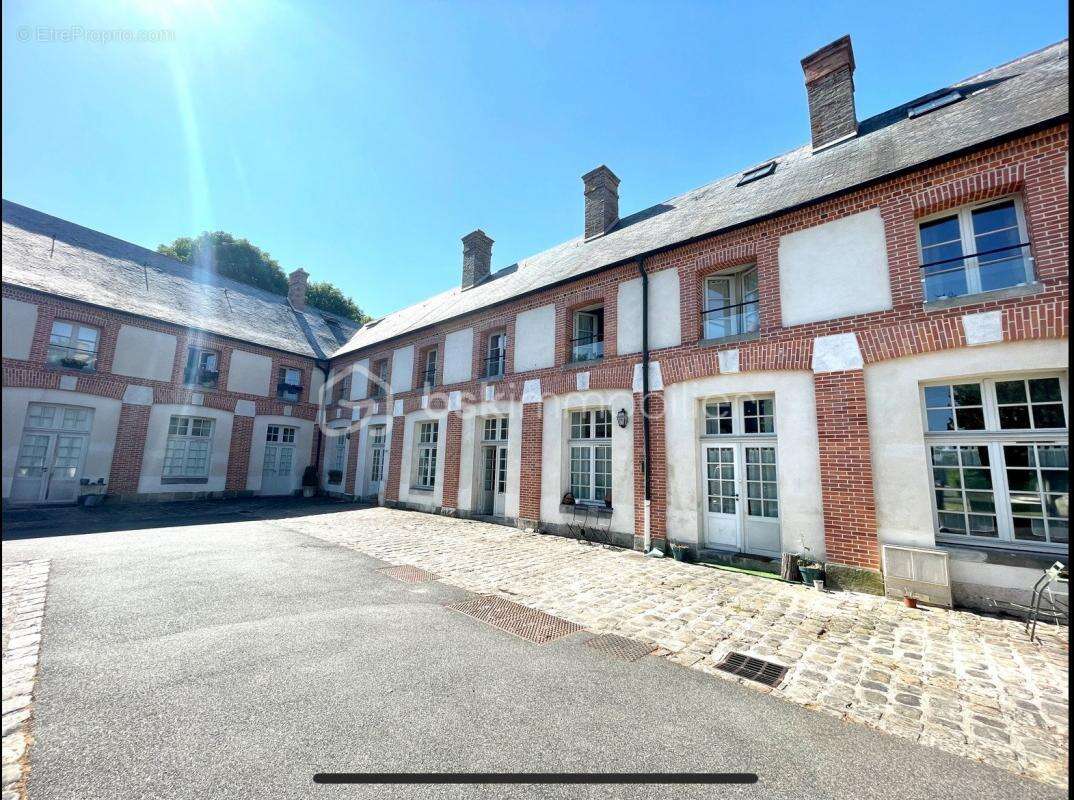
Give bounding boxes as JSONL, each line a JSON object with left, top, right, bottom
{"left": 312, "top": 360, "right": 330, "bottom": 475}
{"left": 637, "top": 258, "right": 655, "bottom": 554}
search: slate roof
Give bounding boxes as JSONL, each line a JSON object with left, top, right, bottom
{"left": 1, "top": 200, "right": 360, "bottom": 359}
{"left": 336, "top": 39, "right": 1068, "bottom": 357}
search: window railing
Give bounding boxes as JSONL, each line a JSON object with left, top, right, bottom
{"left": 277, "top": 382, "right": 303, "bottom": 402}
{"left": 701, "top": 299, "right": 760, "bottom": 340}
{"left": 921, "top": 242, "right": 1032, "bottom": 301}
{"left": 184, "top": 367, "right": 220, "bottom": 388}
{"left": 421, "top": 367, "right": 437, "bottom": 389}
{"left": 483, "top": 354, "right": 506, "bottom": 379}
{"left": 570, "top": 335, "right": 604, "bottom": 363}
{"left": 46, "top": 344, "right": 98, "bottom": 372}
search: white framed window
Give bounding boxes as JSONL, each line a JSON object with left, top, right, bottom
{"left": 413, "top": 421, "right": 439, "bottom": 489}
{"left": 486, "top": 333, "right": 506, "bottom": 378}
{"left": 922, "top": 373, "right": 1068, "bottom": 551}
{"left": 277, "top": 367, "right": 303, "bottom": 402}
{"left": 47, "top": 320, "right": 99, "bottom": 372}
{"left": 163, "top": 416, "right": 214, "bottom": 479}
{"left": 369, "top": 425, "right": 386, "bottom": 482}
{"left": 266, "top": 425, "right": 296, "bottom": 444}
{"left": 918, "top": 196, "right": 1033, "bottom": 302}
{"left": 370, "top": 359, "right": 389, "bottom": 399}
{"left": 327, "top": 432, "right": 346, "bottom": 482}
{"left": 702, "top": 266, "right": 759, "bottom": 340}
{"left": 703, "top": 397, "right": 776, "bottom": 437}
{"left": 421, "top": 348, "right": 438, "bottom": 389}
{"left": 482, "top": 416, "right": 509, "bottom": 442}
{"left": 568, "top": 409, "right": 612, "bottom": 503}
{"left": 183, "top": 347, "right": 219, "bottom": 388}
{"left": 571, "top": 307, "right": 604, "bottom": 362}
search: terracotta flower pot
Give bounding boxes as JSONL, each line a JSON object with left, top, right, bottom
{"left": 903, "top": 596, "right": 918, "bottom": 609}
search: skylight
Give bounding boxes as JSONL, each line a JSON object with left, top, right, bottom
{"left": 736, "top": 161, "right": 776, "bottom": 187}
{"left": 908, "top": 90, "right": 963, "bottom": 118}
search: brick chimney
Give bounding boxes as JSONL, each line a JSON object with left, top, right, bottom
{"left": 288, "top": 268, "right": 308, "bottom": 310}
{"left": 461, "top": 230, "right": 493, "bottom": 290}
{"left": 582, "top": 165, "right": 620, "bottom": 239}
{"left": 801, "top": 35, "right": 858, "bottom": 150}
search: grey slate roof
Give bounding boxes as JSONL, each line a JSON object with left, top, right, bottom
{"left": 336, "top": 39, "right": 1068, "bottom": 357}
{"left": 1, "top": 200, "right": 360, "bottom": 358}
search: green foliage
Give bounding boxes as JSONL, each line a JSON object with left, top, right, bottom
{"left": 158, "top": 231, "right": 367, "bottom": 321}
{"left": 305, "top": 280, "right": 368, "bottom": 322}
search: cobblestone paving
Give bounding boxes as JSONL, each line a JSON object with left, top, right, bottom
{"left": 298, "top": 507, "right": 1069, "bottom": 788}
{"left": 1, "top": 560, "right": 50, "bottom": 800}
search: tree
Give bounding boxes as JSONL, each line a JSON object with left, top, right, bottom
{"left": 305, "top": 280, "right": 368, "bottom": 322}
{"left": 158, "top": 231, "right": 367, "bottom": 321}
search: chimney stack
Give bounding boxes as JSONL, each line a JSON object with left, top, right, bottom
{"left": 461, "top": 230, "right": 493, "bottom": 290}
{"left": 801, "top": 35, "right": 858, "bottom": 150}
{"left": 288, "top": 268, "right": 308, "bottom": 310}
{"left": 582, "top": 165, "right": 620, "bottom": 239}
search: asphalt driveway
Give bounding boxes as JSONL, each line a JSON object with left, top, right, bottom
{"left": 2, "top": 504, "right": 1065, "bottom": 800}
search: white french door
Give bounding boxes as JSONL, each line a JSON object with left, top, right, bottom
{"left": 480, "top": 445, "right": 507, "bottom": 516}
{"left": 261, "top": 425, "right": 297, "bottom": 496}
{"left": 365, "top": 425, "right": 386, "bottom": 496}
{"left": 701, "top": 441, "right": 781, "bottom": 555}
{"left": 10, "top": 404, "right": 93, "bottom": 504}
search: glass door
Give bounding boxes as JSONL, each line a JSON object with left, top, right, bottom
{"left": 702, "top": 444, "right": 739, "bottom": 548}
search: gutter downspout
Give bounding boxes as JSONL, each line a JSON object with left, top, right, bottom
{"left": 313, "top": 360, "right": 330, "bottom": 480}
{"left": 638, "top": 258, "right": 656, "bottom": 555}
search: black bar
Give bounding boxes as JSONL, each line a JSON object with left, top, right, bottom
{"left": 701, "top": 299, "right": 758, "bottom": 316}
{"left": 919, "top": 242, "right": 1029, "bottom": 270}
{"left": 313, "top": 772, "right": 758, "bottom": 785}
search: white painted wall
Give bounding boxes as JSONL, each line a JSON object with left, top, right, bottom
{"left": 514, "top": 304, "right": 556, "bottom": 371}
{"left": 398, "top": 409, "right": 447, "bottom": 508}
{"left": 457, "top": 400, "right": 522, "bottom": 518}
{"left": 865, "top": 338, "right": 1068, "bottom": 599}
{"left": 111, "top": 325, "right": 177, "bottom": 382}
{"left": 309, "top": 367, "right": 325, "bottom": 405}
{"left": 443, "top": 328, "right": 474, "bottom": 385}
{"left": 1, "top": 298, "right": 37, "bottom": 359}
{"left": 1, "top": 388, "right": 122, "bottom": 498}
{"left": 662, "top": 371, "right": 826, "bottom": 557}
{"left": 350, "top": 358, "right": 370, "bottom": 401}
{"left": 778, "top": 208, "right": 892, "bottom": 327}
{"left": 138, "top": 404, "right": 235, "bottom": 494}
{"left": 539, "top": 390, "right": 635, "bottom": 535}
{"left": 226, "top": 350, "right": 273, "bottom": 396}
{"left": 617, "top": 267, "right": 682, "bottom": 353}
{"left": 390, "top": 345, "right": 415, "bottom": 394}
{"left": 245, "top": 416, "right": 315, "bottom": 494}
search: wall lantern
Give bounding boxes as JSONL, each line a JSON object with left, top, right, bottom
{"left": 616, "top": 408, "right": 629, "bottom": 429}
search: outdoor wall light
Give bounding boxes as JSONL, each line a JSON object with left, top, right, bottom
{"left": 616, "top": 408, "right": 629, "bottom": 428}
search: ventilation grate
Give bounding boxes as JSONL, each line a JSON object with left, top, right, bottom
{"left": 584, "top": 634, "right": 655, "bottom": 662}
{"left": 714, "top": 652, "right": 788, "bottom": 688}
{"left": 445, "top": 595, "right": 583, "bottom": 644}
{"left": 378, "top": 565, "right": 438, "bottom": 584}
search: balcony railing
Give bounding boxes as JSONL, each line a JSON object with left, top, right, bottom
{"left": 570, "top": 335, "right": 604, "bottom": 363}
{"left": 276, "top": 382, "right": 303, "bottom": 402}
{"left": 701, "top": 299, "right": 760, "bottom": 341}
{"left": 184, "top": 367, "right": 220, "bottom": 388}
{"left": 921, "top": 242, "right": 1032, "bottom": 302}
{"left": 46, "top": 344, "right": 98, "bottom": 372}
{"left": 421, "top": 367, "right": 437, "bottom": 390}
{"left": 483, "top": 354, "right": 506, "bottom": 379}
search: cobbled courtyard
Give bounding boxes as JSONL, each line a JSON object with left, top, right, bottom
{"left": 291, "top": 506, "right": 1069, "bottom": 788}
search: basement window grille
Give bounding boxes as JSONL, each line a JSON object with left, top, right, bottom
{"left": 736, "top": 161, "right": 776, "bottom": 187}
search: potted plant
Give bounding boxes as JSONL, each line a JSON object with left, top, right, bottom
{"left": 669, "top": 542, "right": 691, "bottom": 562}
{"left": 301, "top": 465, "right": 318, "bottom": 498}
{"left": 561, "top": 492, "right": 575, "bottom": 506}
{"left": 903, "top": 593, "right": 918, "bottom": 609}
{"left": 796, "top": 536, "right": 825, "bottom": 587}
{"left": 603, "top": 492, "right": 612, "bottom": 509}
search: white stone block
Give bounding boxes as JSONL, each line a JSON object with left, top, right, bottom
{"left": 718, "top": 349, "right": 740, "bottom": 374}
{"left": 122, "top": 385, "right": 154, "bottom": 406}
{"left": 58, "top": 375, "right": 78, "bottom": 391}
{"left": 522, "top": 379, "right": 542, "bottom": 404}
{"left": 962, "top": 311, "right": 1004, "bottom": 346}
{"left": 811, "top": 333, "right": 864, "bottom": 373}
{"left": 576, "top": 371, "right": 590, "bottom": 391}
{"left": 234, "top": 399, "right": 256, "bottom": 417}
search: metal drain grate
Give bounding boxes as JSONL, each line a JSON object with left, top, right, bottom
{"left": 378, "top": 565, "right": 438, "bottom": 584}
{"left": 444, "top": 595, "right": 583, "bottom": 644}
{"left": 584, "top": 634, "right": 655, "bottom": 662}
{"left": 714, "top": 652, "right": 788, "bottom": 688}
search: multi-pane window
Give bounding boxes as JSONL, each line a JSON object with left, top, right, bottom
{"left": 486, "top": 333, "right": 506, "bottom": 378}
{"left": 183, "top": 347, "right": 220, "bottom": 388}
{"left": 482, "top": 417, "right": 509, "bottom": 442}
{"left": 918, "top": 197, "right": 1033, "bottom": 302}
{"left": 923, "top": 374, "right": 1067, "bottom": 550}
{"left": 745, "top": 447, "right": 779, "bottom": 518}
{"left": 568, "top": 410, "right": 612, "bottom": 503}
{"left": 47, "top": 321, "right": 99, "bottom": 372}
{"left": 277, "top": 367, "right": 303, "bottom": 402}
{"left": 571, "top": 308, "right": 604, "bottom": 362}
{"left": 264, "top": 425, "right": 296, "bottom": 478}
{"left": 266, "top": 425, "right": 296, "bottom": 444}
{"left": 26, "top": 404, "right": 92, "bottom": 432}
{"left": 414, "top": 421, "right": 439, "bottom": 489}
{"left": 327, "top": 433, "right": 346, "bottom": 482}
{"left": 704, "top": 397, "right": 776, "bottom": 437}
{"left": 369, "top": 425, "right": 386, "bottom": 483}
{"left": 422, "top": 349, "right": 438, "bottom": 389}
{"left": 370, "top": 360, "right": 389, "bottom": 399}
{"left": 705, "top": 447, "right": 736, "bottom": 514}
{"left": 335, "top": 371, "right": 351, "bottom": 403}
{"left": 703, "top": 267, "right": 759, "bottom": 340}
{"left": 163, "top": 416, "right": 213, "bottom": 479}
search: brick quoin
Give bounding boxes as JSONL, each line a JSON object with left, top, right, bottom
{"left": 632, "top": 390, "right": 667, "bottom": 548}
{"left": 518, "top": 403, "right": 543, "bottom": 523}
{"left": 107, "top": 403, "right": 152, "bottom": 495}
{"left": 814, "top": 369, "right": 880, "bottom": 570}
{"left": 441, "top": 411, "right": 463, "bottom": 510}
{"left": 225, "top": 415, "right": 254, "bottom": 492}
{"left": 384, "top": 415, "right": 406, "bottom": 503}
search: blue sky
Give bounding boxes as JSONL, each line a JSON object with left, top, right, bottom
{"left": 2, "top": 1, "right": 1067, "bottom": 318}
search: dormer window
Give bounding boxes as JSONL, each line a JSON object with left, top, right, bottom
{"left": 571, "top": 307, "right": 604, "bottom": 363}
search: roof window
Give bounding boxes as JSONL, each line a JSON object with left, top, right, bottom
{"left": 736, "top": 161, "right": 776, "bottom": 187}
{"left": 908, "top": 90, "right": 963, "bottom": 118}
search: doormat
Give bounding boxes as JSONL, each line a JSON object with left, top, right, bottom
{"left": 444, "top": 594, "right": 584, "bottom": 644}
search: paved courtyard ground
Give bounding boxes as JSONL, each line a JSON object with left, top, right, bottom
{"left": 1, "top": 498, "right": 1068, "bottom": 799}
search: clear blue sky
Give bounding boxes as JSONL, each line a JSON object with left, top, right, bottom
{"left": 2, "top": 1, "right": 1067, "bottom": 318}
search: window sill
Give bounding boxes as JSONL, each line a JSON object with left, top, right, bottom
{"left": 923, "top": 282, "right": 1043, "bottom": 311}
{"left": 698, "top": 330, "right": 761, "bottom": 348}
{"left": 161, "top": 476, "right": 209, "bottom": 485}
{"left": 45, "top": 364, "right": 97, "bottom": 375}
{"left": 938, "top": 539, "right": 1067, "bottom": 570}
{"left": 566, "top": 358, "right": 603, "bottom": 370}
{"left": 410, "top": 486, "right": 435, "bottom": 494}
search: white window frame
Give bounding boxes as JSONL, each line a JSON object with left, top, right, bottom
{"left": 916, "top": 195, "right": 1034, "bottom": 302}
{"left": 921, "top": 372, "right": 1068, "bottom": 552}
{"left": 570, "top": 306, "right": 605, "bottom": 363}
{"left": 702, "top": 396, "right": 776, "bottom": 438}
{"left": 163, "top": 415, "right": 214, "bottom": 480}
{"left": 702, "top": 265, "right": 759, "bottom": 341}
{"left": 327, "top": 432, "right": 347, "bottom": 482}
{"left": 277, "top": 367, "right": 303, "bottom": 402}
{"left": 369, "top": 425, "right": 386, "bottom": 482}
{"left": 567, "top": 409, "right": 612, "bottom": 504}
{"left": 413, "top": 420, "right": 439, "bottom": 490}
{"left": 422, "top": 348, "right": 438, "bottom": 389}
{"left": 482, "top": 416, "right": 509, "bottom": 442}
{"left": 47, "top": 320, "right": 99, "bottom": 372}
{"left": 486, "top": 333, "right": 506, "bottom": 378}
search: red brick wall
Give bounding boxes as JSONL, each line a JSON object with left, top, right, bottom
{"left": 632, "top": 389, "right": 667, "bottom": 548}
{"left": 107, "top": 403, "right": 151, "bottom": 494}
{"left": 441, "top": 411, "right": 463, "bottom": 510}
{"left": 384, "top": 415, "right": 405, "bottom": 502}
{"left": 518, "top": 403, "right": 544, "bottom": 522}
{"left": 225, "top": 416, "right": 254, "bottom": 492}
